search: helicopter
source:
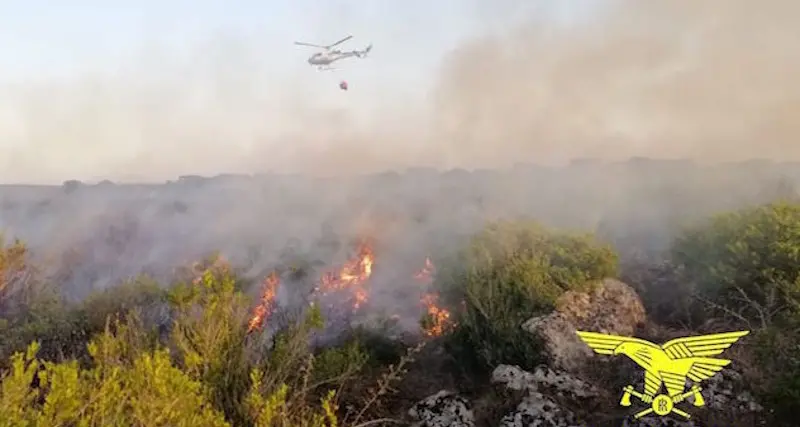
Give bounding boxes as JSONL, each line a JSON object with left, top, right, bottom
{"left": 294, "top": 35, "right": 372, "bottom": 71}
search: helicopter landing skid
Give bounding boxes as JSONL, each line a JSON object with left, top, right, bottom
{"left": 317, "top": 66, "right": 338, "bottom": 71}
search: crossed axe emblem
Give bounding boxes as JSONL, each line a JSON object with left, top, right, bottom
{"left": 619, "top": 384, "right": 705, "bottom": 419}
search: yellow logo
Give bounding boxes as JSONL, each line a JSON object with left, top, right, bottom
{"left": 576, "top": 330, "right": 749, "bottom": 420}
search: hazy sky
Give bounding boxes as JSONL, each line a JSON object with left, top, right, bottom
{"left": 0, "top": 1, "right": 597, "bottom": 78}
{"left": 0, "top": 0, "right": 603, "bottom": 183}
{"left": 2, "top": 1, "right": 798, "bottom": 183}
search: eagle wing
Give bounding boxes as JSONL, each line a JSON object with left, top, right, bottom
{"left": 576, "top": 331, "right": 665, "bottom": 395}
{"left": 660, "top": 331, "right": 749, "bottom": 383}
{"left": 576, "top": 331, "right": 660, "bottom": 355}
{"left": 643, "top": 370, "right": 662, "bottom": 396}
{"left": 575, "top": 331, "right": 661, "bottom": 358}
{"left": 661, "top": 331, "right": 750, "bottom": 358}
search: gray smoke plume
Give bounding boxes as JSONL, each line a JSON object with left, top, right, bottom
{"left": 1, "top": 0, "right": 797, "bottom": 338}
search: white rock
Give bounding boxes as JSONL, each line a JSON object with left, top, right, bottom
{"left": 492, "top": 364, "right": 600, "bottom": 398}
{"left": 409, "top": 390, "right": 475, "bottom": 427}
{"left": 499, "top": 392, "right": 586, "bottom": 427}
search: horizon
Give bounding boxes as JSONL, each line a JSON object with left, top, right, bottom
{"left": 0, "top": 155, "right": 794, "bottom": 187}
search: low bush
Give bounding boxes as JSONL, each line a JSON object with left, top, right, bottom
{"left": 749, "top": 327, "right": 800, "bottom": 421}
{"left": 0, "top": 318, "right": 228, "bottom": 426}
{"left": 671, "top": 201, "right": 800, "bottom": 421}
{"left": 1, "top": 236, "right": 85, "bottom": 366}
{"left": 0, "top": 235, "right": 41, "bottom": 323}
{"left": 0, "top": 255, "right": 409, "bottom": 426}
{"left": 434, "top": 220, "right": 619, "bottom": 373}
{"left": 671, "top": 200, "right": 800, "bottom": 328}
{"left": 0, "top": 277, "right": 166, "bottom": 368}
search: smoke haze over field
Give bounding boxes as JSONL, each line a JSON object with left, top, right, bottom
{"left": 2, "top": 1, "right": 800, "bottom": 337}
{"left": 436, "top": 0, "right": 800, "bottom": 167}
{"left": 1, "top": 0, "right": 798, "bottom": 183}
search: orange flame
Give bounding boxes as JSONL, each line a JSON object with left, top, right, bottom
{"left": 246, "top": 248, "right": 455, "bottom": 338}
{"left": 421, "top": 292, "right": 453, "bottom": 337}
{"left": 247, "top": 271, "right": 279, "bottom": 333}
{"left": 316, "top": 242, "right": 374, "bottom": 310}
{"left": 414, "top": 257, "right": 455, "bottom": 337}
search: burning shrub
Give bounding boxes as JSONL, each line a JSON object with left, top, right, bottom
{"left": 168, "top": 259, "right": 418, "bottom": 426}
{"left": 0, "top": 253, "right": 413, "bottom": 426}
{"left": 434, "top": 220, "right": 619, "bottom": 373}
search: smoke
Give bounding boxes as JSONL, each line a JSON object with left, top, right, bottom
{"left": 1, "top": 0, "right": 799, "bottom": 325}
{"left": 2, "top": 0, "right": 798, "bottom": 183}
{"left": 431, "top": 0, "right": 800, "bottom": 167}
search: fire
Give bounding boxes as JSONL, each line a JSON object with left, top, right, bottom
{"left": 316, "top": 241, "right": 374, "bottom": 311}
{"left": 245, "top": 245, "right": 454, "bottom": 338}
{"left": 421, "top": 292, "right": 453, "bottom": 337}
{"left": 247, "top": 271, "right": 280, "bottom": 333}
{"left": 414, "top": 257, "right": 455, "bottom": 337}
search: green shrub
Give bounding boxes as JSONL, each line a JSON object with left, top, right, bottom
{"left": 343, "top": 326, "right": 407, "bottom": 367}
{"left": 0, "top": 232, "right": 171, "bottom": 367}
{"left": 435, "top": 220, "right": 619, "bottom": 372}
{"left": 82, "top": 277, "right": 166, "bottom": 331}
{"left": 312, "top": 340, "right": 370, "bottom": 384}
{"left": 0, "top": 294, "right": 85, "bottom": 367}
{"left": 0, "top": 248, "right": 410, "bottom": 426}
{"left": 750, "top": 327, "right": 800, "bottom": 422}
{"left": 671, "top": 201, "right": 800, "bottom": 328}
{"left": 0, "top": 323, "right": 229, "bottom": 426}
{"left": 0, "top": 235, "right": 48, "bottom": 327}
{"left": 671, "top": 201, "right": 800, "bottom": 421}
{"left": 0, "top": 277, "right": 166, "bottom": 368}
{"left": 0, "top": 235, "right": 28, "bottom": 305}
{"left": 168, "top": 265, "right": 253, "bottom": 425}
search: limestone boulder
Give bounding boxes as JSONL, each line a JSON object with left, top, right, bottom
{"left": 523, "top": 278, "right": 646, "bottom": 372}
{"left": 409, "top": 390, "right": 475, "bottom": 427}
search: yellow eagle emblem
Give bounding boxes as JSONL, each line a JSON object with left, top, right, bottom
{"left": 576, "top": 330, "right": 749, "bottom": 419}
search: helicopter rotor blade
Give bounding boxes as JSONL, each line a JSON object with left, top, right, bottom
{"left": 294, "top": 41, "right": 327, "bottom": 48}
{"left": 327, "top": 35, "right": 353, "bottom": 49}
